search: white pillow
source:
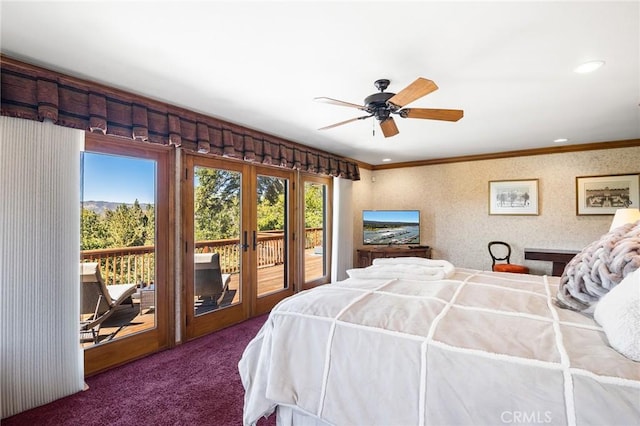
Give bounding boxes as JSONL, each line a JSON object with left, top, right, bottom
{"left": 346, "top": 264, "right": 452, "bottom": 281}
{"left": 594, "top": 268, "right": 640, "bottom": 361}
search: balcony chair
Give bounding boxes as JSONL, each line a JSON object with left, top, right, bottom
{"left": 131, "top": 284, "right": 155, "bottom": 314}
{"left": 194, "top": 253, "right": 231, "bottom": 306}
{"left": 80, "top": 262, "right": 137, "bottom": 343}
{"left": 488, "top": 241, "right": 530, "bottom": 274}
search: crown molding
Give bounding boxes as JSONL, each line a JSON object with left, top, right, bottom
{"left": 365, "top": 139, "right": 640, "bottom": 171}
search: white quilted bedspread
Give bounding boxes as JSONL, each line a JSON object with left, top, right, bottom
{"left": 239, "top": 269, "right": 640, "bottom": 426}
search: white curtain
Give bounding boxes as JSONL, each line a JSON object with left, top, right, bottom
{"left": 0, "top": 117, "right": 85, "bottom": 419}
{"left": 331, "top": 177, "right": 353, "bottom": 281}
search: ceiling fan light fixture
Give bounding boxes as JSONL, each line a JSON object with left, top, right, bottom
{"left": 574, "top": 60, "right": 605, "bottom": 74}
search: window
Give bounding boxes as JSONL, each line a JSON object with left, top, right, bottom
{"left": 80, "top": 152, "right": 157, "bottom": 346}
{"left": 81, "top": 133, "right": 171, "bottom": 376}
{"left": 301, "top": 175, "right": 332, "bottom": 288}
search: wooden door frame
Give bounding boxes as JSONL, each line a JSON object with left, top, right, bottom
{"left": 181, "top": 154, "right": 250, "bottom": 341}
{"left": 180, "top": 154, "right": 297, "bottom": 339}
{"left": 299, "top": 173, "right": 333, "bottom": 290}
{"left": 251, "top": 165, "right": 296, "bottom": 316}
{"left": 83, "top": 132, "right": 174, "bottom": 376}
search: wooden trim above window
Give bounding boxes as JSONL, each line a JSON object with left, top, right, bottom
{"left": 0, "top": 54, "right": 360, "bottom": 181}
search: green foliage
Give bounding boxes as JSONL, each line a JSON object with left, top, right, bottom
{"left": 81, "top": 209, "right": 107, "bottom": 250}
{"left": 194, "top": 168, "right": 241, "bottom": 240}
{"left": 256, "top": 175, "right": 286, "bottom": 231}
{"left": 257, "top": 176, "right": 284, "bottom": 205}
{"left": 81, "top": 200, "right": 154, "bottom": 250}
{"left": 257, "top": 192, "right": 285, "bottom": 231}
{"left": 105, "top": 200, "right": 146, "bottom": 247}
{"left": 81, "top": 170, "right": 325, "bottom": 250}
{"left": 144, "top": 204, "right": 155, "bottom": 245}
{"left": 304, "top": 182, "right": 325, "bottom": 228}
{"left": 194, "top": 170, "right": 291, "bottom": 237}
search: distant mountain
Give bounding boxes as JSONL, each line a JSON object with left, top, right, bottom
{"left": 82, "top": 200, "right": 153, "bottom": 215}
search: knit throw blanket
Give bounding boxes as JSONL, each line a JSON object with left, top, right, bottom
{"left": 556, "top": 220, "right": 640, "bottom": 312}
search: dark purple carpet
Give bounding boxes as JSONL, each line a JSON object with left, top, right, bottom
{"left": 4, "top": 315, "right": 276, "bottom": 426}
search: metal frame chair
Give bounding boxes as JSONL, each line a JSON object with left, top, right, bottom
{"left": 488, "top": 241, "right": 530, "bottom": 274}
{"left": 194, "top": 253, "right": 231, "bottom": 306}
{"left": 80, "top": 262, "right": 137, "bottom": 343}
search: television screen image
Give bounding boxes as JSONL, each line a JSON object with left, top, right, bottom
{"left": 363, "top": 210, "right": 420, "bottom": 245}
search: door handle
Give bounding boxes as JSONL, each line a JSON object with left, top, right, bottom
{"left": 252, "top": 230, "right": 258, "bottom": 251}
{"left": 242, "top": 231, "right": 249, "bottom": 252}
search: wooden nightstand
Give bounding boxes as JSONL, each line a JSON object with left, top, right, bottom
{"left": 356, "top": 246, "right": 432, "bottom": 268}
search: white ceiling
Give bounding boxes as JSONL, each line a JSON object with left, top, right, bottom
{"left": 1, "top": 1, "right": 639, "bottom": 165}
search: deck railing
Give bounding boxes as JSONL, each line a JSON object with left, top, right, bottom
{"left": 81, "top": 245, "right": 156, "bottom": 285}
{"left": 81, "top": 227, "right": 323, "bottom": 285}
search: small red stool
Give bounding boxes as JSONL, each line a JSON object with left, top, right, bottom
{"left": 488, "top": 241, "right": 530, "bottom": 274}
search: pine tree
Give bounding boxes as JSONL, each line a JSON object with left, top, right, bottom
{"left": 81, "top": 208, "right": 107, "bottom": 250}
{"left": 194, "top": 168, "right": 241, "bottom": 240}
{"left": 144, "top": 203, "right": 155, "bottom": 245}
{"left": 105, "top": 201, "right": 147, "bottom": 247}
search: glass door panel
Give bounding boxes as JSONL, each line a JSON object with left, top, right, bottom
{"left": 80, "top": 151, "right": 157, "bottom": 347}
{"left": 301, "top": 175, "right": 331, "bottom": 289}
{"left": 251, "top": 167, "right": 295, "bottom": 316}
{"left": 256, "top": 174, "right": 289, "bottom": 297}
{"left": 81, "top": 133, "right": 171, "bottom": 376}
{"left": 193, "top": 166, "right": 242, "bottom": 315}
{"left": 185, "top": 155, "right": 248, "bottom": 340}
{"left": 304, "top": 181, "right": 327, "bottom": 282}
{"left": 184, "top": 156, "right": 294, "bottom": 337}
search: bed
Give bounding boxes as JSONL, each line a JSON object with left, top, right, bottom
{"left": 239, "top": 226, "right": 640, "bottom": 426}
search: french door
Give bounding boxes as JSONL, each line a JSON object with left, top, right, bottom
{"left": 183, "top": 154, "right": 295, "bottom": 340}
{"left": 82, "top": 133, "right": 172, "bottom": 376}
{"left": 300, "top": 174, "right": 332, "bottom": 289}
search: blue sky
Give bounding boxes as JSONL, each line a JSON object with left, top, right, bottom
{"left": 82, "top": 152, "right": 156, "bottom": 204}
{"left": 363, "top": 210, "right": 419, "bottom": 224}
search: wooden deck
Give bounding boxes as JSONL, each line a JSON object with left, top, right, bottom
{"left": 82, "top": 250, "right": 325, "bottom": 347}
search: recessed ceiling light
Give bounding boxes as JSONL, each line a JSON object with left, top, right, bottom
{"left": 574, "top": 60, "right": 605, "bottom": 74}
{"left": 553, "top": 138, "right": 569, "bottom": 143}
{"left": 382, "top": 158, "right": 392, "bottom": 162}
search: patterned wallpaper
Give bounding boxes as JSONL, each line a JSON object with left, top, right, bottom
{"left": 352, "top": 146, "right": 640, "bottom": 274}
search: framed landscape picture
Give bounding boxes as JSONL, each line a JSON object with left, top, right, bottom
{"left": 489, "top": 179, "right": 539, "bottom": 215}
{"left": 576, "top": 173, "right": 639, "bottom": 215}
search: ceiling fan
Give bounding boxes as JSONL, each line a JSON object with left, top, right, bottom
{"left": 314, "top": 78, "right": 463, "bottom": 138}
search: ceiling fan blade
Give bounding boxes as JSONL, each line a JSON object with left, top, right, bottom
{"left": 379, "top": 117, "right": 399, "bottom": 138}
{"left": 318, "top": 115, "right": 371, "bottom": 130}
{"left": 401, "top": 108, "right": 464, "bottom": 122}
{"left": 314, "top": 97, "right": 368, "bottom": 110}
{"left": 387, "top": 78, "right": 438, "bottom": 108}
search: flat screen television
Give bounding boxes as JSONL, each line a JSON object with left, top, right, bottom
{"left": 362, "top": 210, "right": 420, "bottom": 245}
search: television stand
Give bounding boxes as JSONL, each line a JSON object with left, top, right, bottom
{"left": 356, "top": 246, "right": 432, "bottom": 268}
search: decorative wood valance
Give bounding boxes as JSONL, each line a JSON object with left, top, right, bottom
{"left": 0, "top": 56, "right": 360, "bottom": 180}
